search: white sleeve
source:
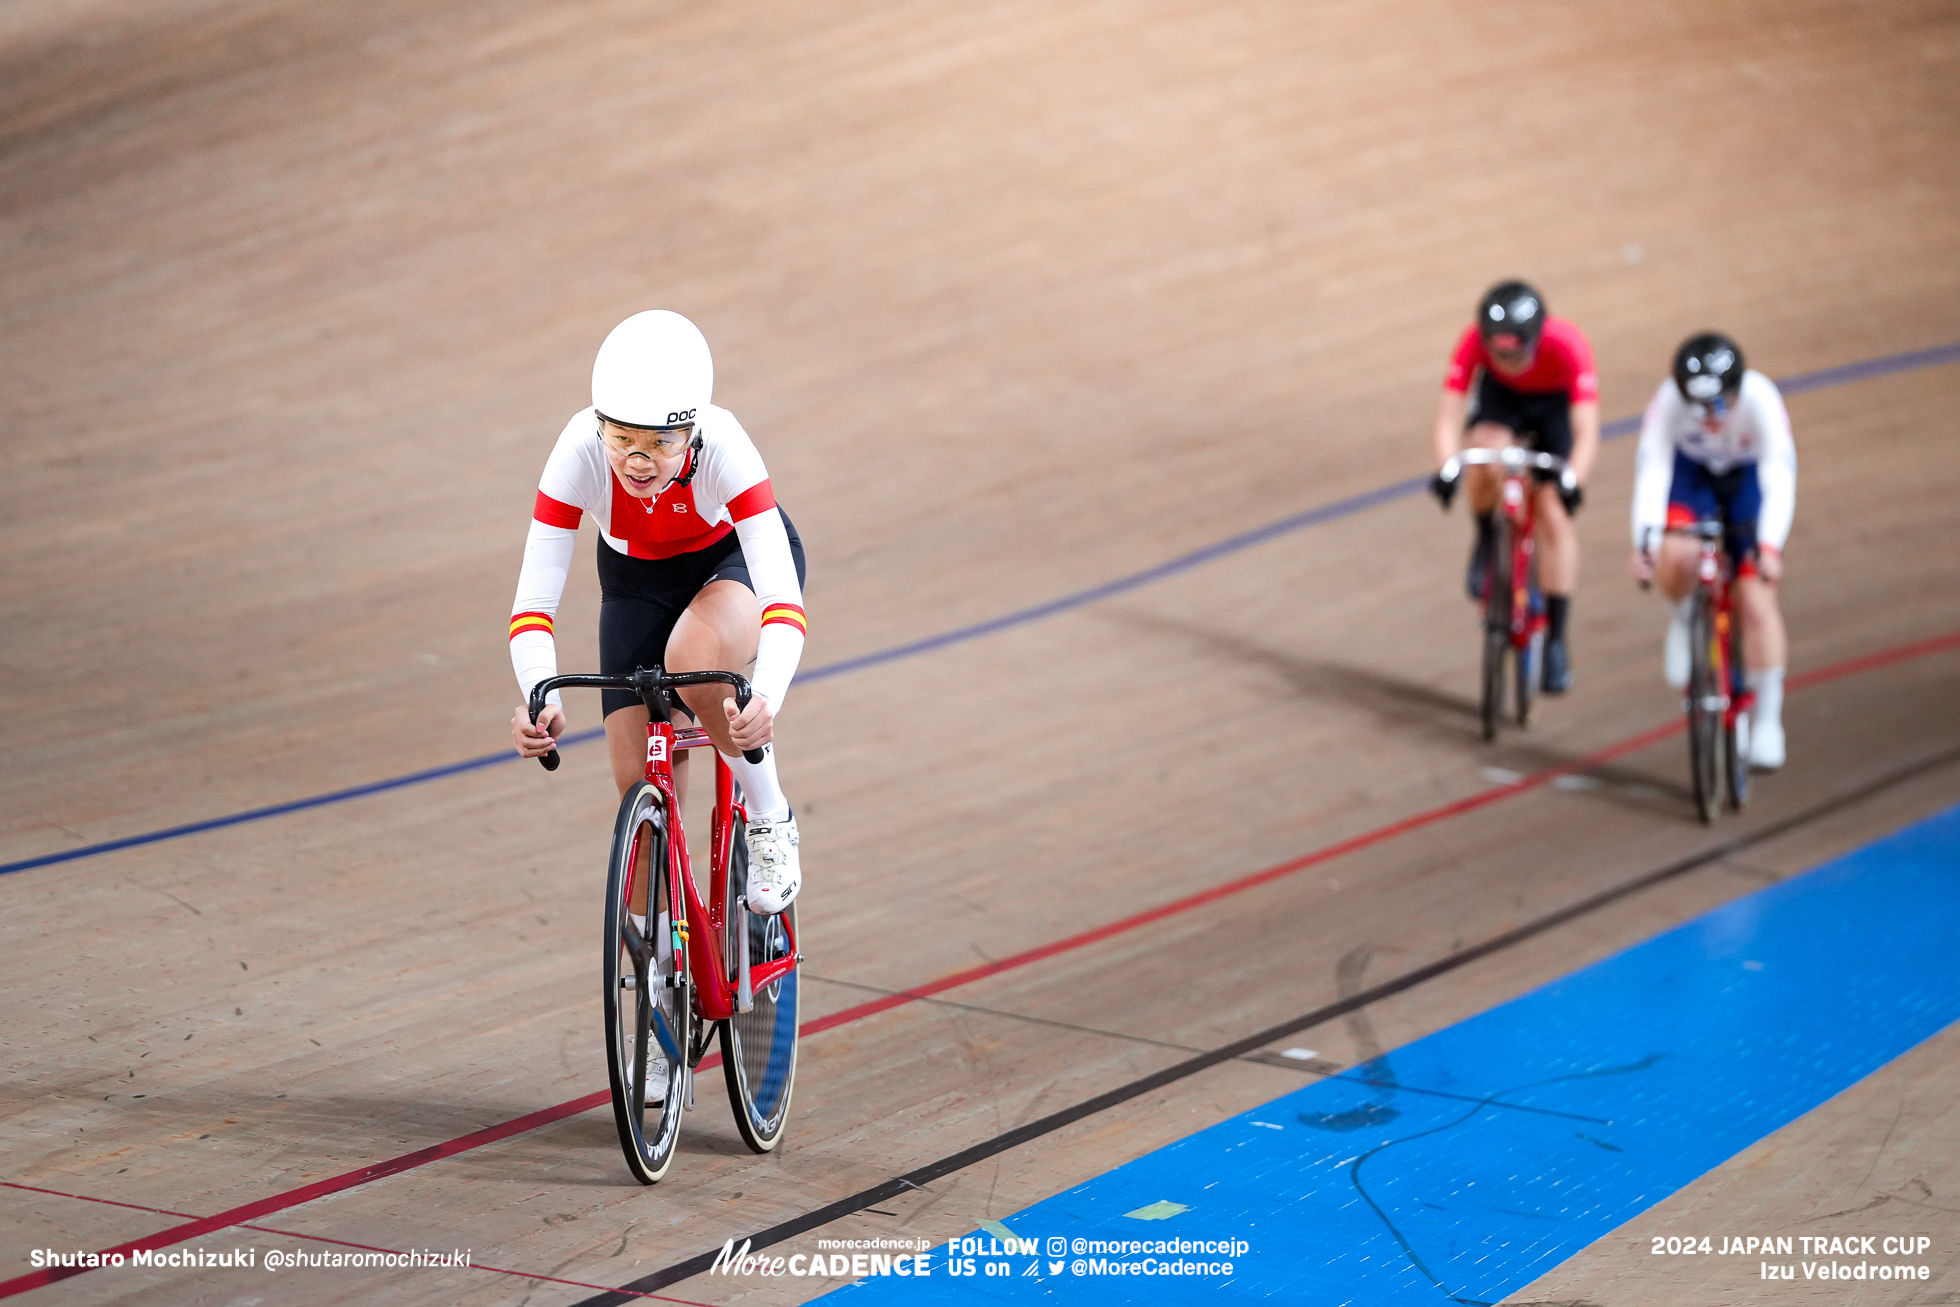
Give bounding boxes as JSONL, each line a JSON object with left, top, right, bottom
{"left": 510, "top": 522, "right": 577, "bottom": 708}
{"left": 736, "top": 509, "right": 805, "bottom": 713}
{"left": 691, "top": 408, "right": 807, "bottom": 712}
{"left": 1751, "top": 377, "right": 1797, "bottom": 550}
{"left": 1631, "top": 383, "right": 1678, "bottom": 553}
{"left": 509, "top": 411, "right": 604, "bottom": 709}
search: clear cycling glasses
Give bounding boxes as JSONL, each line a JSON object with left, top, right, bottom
{"left": 599, "top": 415, "right": 695, "bottom": 463}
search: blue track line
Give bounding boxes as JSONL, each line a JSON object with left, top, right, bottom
{"left": 5, "top": 340, "right": 1957, "bottom": 879}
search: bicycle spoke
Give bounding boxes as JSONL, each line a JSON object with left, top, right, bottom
{"left": 651, "top": 1003, "right": 681, "bottom": 1064}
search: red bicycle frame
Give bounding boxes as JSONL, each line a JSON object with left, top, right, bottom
{"left": 528, "top": 663, "right": 802, "bottom": 1178}
{"left": 630, "top": 720, "right": 798, "bottom": 1024}
{"left": 1686, "top": 528, "right": 1755, "bottom": 734}
{"left": 1492, "top": 466, "right": 1546, "bottom": 652}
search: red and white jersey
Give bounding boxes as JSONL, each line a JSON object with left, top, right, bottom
{"left": 1632, "top": 370, "right": 1797, "bottom": 551}
{"left": 509, "top": 404, "right": 807, "bottom": 710}
{"left": 1443, "top": 317, "right": 1600, "bottom": 404}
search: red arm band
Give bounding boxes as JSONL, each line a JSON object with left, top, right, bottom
{"left": 533, "top": 490, "right": 582, "bottom": 529}
{"left": 760, "top": 603, "right": 807, "bottom": 634}
{"left": 726, "top": 479, "right": 777, "bottom": 522}
{"left": 509, "top": 611, "right": 554, "bottom": 640}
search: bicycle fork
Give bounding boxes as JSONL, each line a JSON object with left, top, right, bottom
{"left": 736, "top": 902, "right": 754, "bottom": 1015}
{"left": 1504, "top": 480, "right": 1541, "bottom": 647}
{"left": 670, "top": 914, "right": 698, "bottom": 1109}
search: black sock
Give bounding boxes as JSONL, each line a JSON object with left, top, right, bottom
{"left": 1546, "top": 594, "right": 1570, "bottom": 642}
{"left": 1474, "top": 510, "right": 1496, "bottom": 549}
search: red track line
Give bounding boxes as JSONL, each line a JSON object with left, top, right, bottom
{"left": 0, "top": 1054, "right": 717, "bottom": 1301}
{"left": 8, "top": 627, "right": 1955, "bottom": 1300}
{"left": 1787, "top": 629, "right": 1960, "bottom": 689}
{"left": 0, "top": 1096, "right": 603, "bottom": 1299}
{"left": 0, "top": 1182, "right": 710, "bottom": 1304}
{"left": 2, "top": 1182, "right": 196, "bottom": 1223}
{"left": 799, "top": 722, "right": 1691, "bottom": 1036}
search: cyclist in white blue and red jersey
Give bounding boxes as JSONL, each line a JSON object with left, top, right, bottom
{"left": 1430, "top": 280, "right": 1600, "bottom": 693}
{"left": 1631, "top": 332, "right": 1796, "bottom": 770}
{"left": 507, "top": 310, "right": 807, "bottom": 913}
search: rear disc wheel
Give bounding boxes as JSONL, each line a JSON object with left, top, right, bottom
{"left": 1723, "top": 710, "right": 1750, "bottom": 811}
{"left": 1725, "top": 615, "right": 1752, "bottom": 811}
{"left": 721, "top": 814, "right": 800, "bottom": 1153}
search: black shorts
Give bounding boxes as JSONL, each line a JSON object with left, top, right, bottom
{"left": 1470, "top": 371, "right": 1573, "bottom": 474}
{"left": 596, "top": 508, "right": 807, "bottom": 719}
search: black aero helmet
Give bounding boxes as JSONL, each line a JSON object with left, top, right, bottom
{"left": 1673, "top": 332, "right": 1746, "bottom": 402}
{"left": 1478, "top": 280, "right": 1547, "bottom": 350}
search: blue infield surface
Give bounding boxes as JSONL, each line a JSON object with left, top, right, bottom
{"left": 824, "top": 800, "right": 1960, "bottom": 1304}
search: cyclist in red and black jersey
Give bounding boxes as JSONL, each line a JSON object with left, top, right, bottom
{"left": 1429, "top": 280, "right": 1600, "bottom": 692}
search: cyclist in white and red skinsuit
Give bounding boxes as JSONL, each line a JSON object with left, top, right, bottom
{"left": 1631, "top": 331, "right": 1796, "bottom": 770}
{"left": 507, "top": 310, "right": 807, "bottom": 914}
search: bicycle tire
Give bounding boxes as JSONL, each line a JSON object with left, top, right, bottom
{"left": 1725, "top": 604, "right": 1752, "bottom": 812}
{"left": 1514, "top": 553, "right": 1540, "bottom": 729}
{"left": 720, "top": 814, "right": 799, "bottom": 1153}
{"left": 1686, "top": 594, "right": 1723, "bottom": 825}
{"left": 1480, "top": 518, "right": 1514, "bottom": 742}
{"left": 603, "top": 781, "right": 690, "bottom": 1184}
{"left": 1515, "top": 626, "right": 1541, "bottom": 728}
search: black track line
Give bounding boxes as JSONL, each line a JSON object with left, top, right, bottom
{"left": 814, "top": 974, "right": 1608, "bottom": 1123}
{"left": 569, "top": 744, "right": 1960, "bottom": 1305}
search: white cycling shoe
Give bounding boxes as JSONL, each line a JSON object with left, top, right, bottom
{"left": 1664, "top": 608, "right": 1691, "bottom": 689}
{"left": 1749, "top": 717, "right": 1786, "bottom": 771}
{"left": 641, "top": 1053, "right": 669, "bottom": 1104}
{"left": 744, "top": 817, "right": 801, "bottom": 915}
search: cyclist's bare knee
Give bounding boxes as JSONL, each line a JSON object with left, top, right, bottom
{"left": 675, "top": 682, "right": 738, "bottom": 752}
{"left": 1655, "top": 539, "right": 1699, "bottom": 600}
{"left": 666, "top": 581, "right": 760, "bottom": 753}
{"left": 1737, "top": 573, "right": 1782, "bottom": 623}
{"left": 664, "top": 614, "right": 721, "bottom": 675}
{"left": 1463, "top": 423, "right": 1513, "bottom": 510}
{"left": 605, "top": 704, "right": 651, "bottom": 798}
{"left": 1736, "top": 574, "right": 1787, "bottom": 666}
{"left": 667, "top": 634, "right": 738, "bottom": 746}
{"left": 1532, "top": 480, "right": 1567, "bottom": 519}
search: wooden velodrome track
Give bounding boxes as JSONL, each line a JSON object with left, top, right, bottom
{"left": 4, "top": 0, "right": 1960, "bottom": 1303}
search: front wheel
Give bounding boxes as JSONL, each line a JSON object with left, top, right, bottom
{"left": 1686, "top": 594, "right": 1724, "bottom": 825}
{"left": 1480, "top": 517, "right": 1515, "bottom": 742}
{"left": 603, "top": 782, "right": 690, "bottom": 1184}
{"left": 721, "top": 814, "right": 800, "bottom": 1153}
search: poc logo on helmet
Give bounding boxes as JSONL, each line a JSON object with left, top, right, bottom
{"left": 666, "top": 409, "right": 696, "bottom": 425}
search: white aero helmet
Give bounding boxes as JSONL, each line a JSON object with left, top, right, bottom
{"left": 591, "top": 310, "right": 713, "bottom": 428}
